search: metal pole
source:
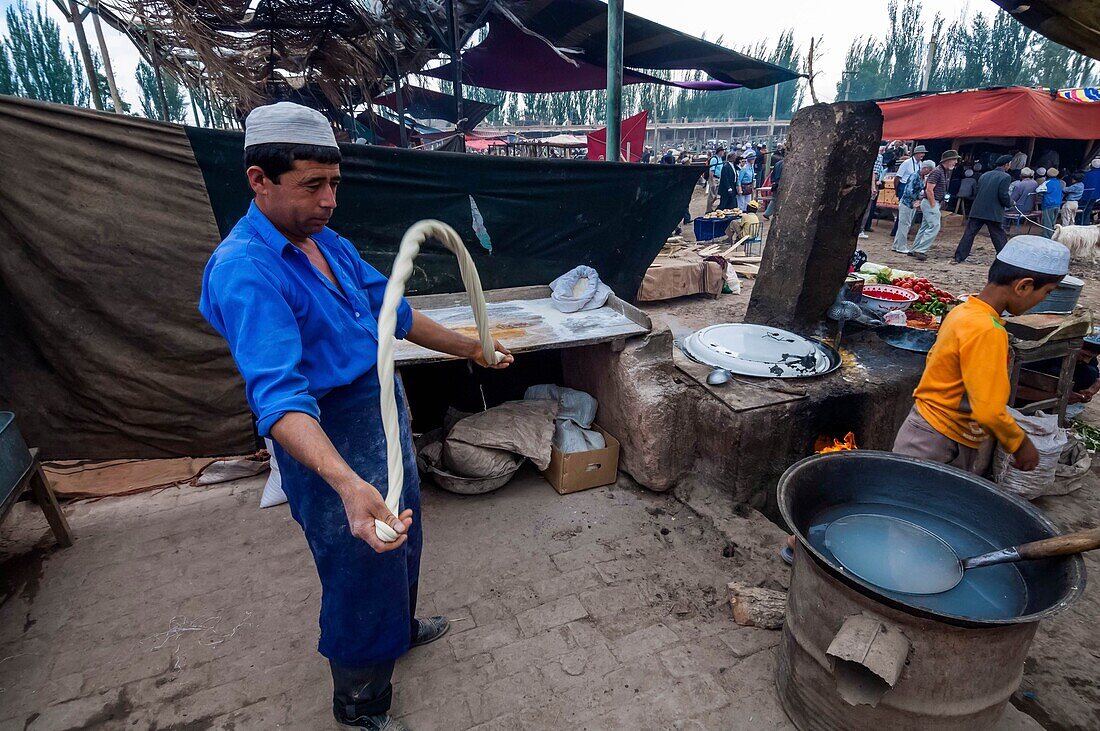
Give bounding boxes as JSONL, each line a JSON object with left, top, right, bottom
{"left": 386, "top": 27, "right": 408, "bottom": 148}
{"left": 446, "top": 0, "right": 464, "bottom": 134}
{"left": 144, "top": 27, "right": 171, "bottom": 121}
{"left": 89, "top": 1, "right": 122, "bottom": 112}
{"left": 768, "top": 83, "right": 778, "bottom": 139}
{"left": 604, "top": 0, "right": 624, "bottom": 161}
{"left": 68, "top": 0, "right": 103, "bottom": 110}
{"left": 394, "top": 72, "right": 408, "bottom": 148}
{"left": 920, "top": 38, "right": 936, "bottom": 91}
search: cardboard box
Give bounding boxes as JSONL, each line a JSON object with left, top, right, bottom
{"left": 542, "top": 424, "right": 620, "bottom": 495}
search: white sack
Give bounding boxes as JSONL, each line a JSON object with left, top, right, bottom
{"left": 993, "top": 409, "right": 1069, "bottom": 500}
{"left": 549, "top": 266, "right": 613, "bottom": 313}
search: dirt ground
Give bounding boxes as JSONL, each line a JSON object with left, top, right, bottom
{"left": 0, "top": 471, "right": 802, "bottom": 731}
{"left": 663, "top": 187, "right": 1100, "bottom": 324}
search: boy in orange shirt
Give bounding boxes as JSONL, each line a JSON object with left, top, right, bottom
{"left": 893, "top": 235, "right": 1070, "bottom": 475}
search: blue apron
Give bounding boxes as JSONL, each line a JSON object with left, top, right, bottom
{"left": 271, "top": 374, "right": 422, "bottom": 667}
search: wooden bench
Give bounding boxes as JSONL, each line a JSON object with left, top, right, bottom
{"left": 1, "top": 447, "right": 74, "bottom": 547}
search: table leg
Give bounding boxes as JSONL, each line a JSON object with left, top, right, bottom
{"left": 28, "top": 456, "right": 74, "bottom": 547}
{"left": 1057, "top": 351, "right": 1077, "bottom": 427}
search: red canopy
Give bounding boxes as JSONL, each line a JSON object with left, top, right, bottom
{"left": 587, "top": 111, "right": 649, "bottom": 162}
{"left": 465, "top": 136, "right": 507, "bottom": 152}
{"left": 878, "top": 87, "right": 1100, "bottom": 141}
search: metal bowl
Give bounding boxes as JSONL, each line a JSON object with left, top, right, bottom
{"left": 415, "top": 430, "right": 523, "bottom": 495}
{"left": 861, "top": 285, "right": 919, "bottom": 316}
{"left": 778, "top": 450, "right": 1085, "bottom": 627}
{"left": 876, "top": 324, "right": 938, "bottom": 353}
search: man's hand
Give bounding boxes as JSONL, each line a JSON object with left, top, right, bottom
{"left": 339, "top": 477, "right": 413, "bottom": 552}
{"left": 1013, "top": 437, "right": 1040, "bottom": 471}
{"left": 407, "top": 310, "right": 513, "bottom": 369}
{"left": 470, "top": 338, "right": 514, "bottom": 369}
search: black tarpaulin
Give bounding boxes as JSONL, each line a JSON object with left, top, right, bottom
{"left": 373, "top": 85, "right": 498, "bottom": 128}
{"left": 187, "top": 126, "right": 701, "bottom": 298}
{"left": 500, "top": 0, "right": 800, "bottom": 88}
{"left": 0, "top": 95, "right": 253, "bottom": 460}
{"left": 0, "top": 95, "right": 699, "bottom": 459}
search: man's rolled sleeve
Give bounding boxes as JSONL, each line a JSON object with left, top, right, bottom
{"left": 202, "top": 258, "right": 320, "bottom": 436}
{"left": 352, "top": 245, "right": 414, "bottom": 339}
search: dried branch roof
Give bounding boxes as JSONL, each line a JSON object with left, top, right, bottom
{"left": 94, "top": 0, "right": 492, "bottom": 112}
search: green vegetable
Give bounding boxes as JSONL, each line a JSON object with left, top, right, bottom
{"left": 875, "top": 267, "right": 894, "bottom": 285}
{"left": 1072, "top": 421, "right": 1100, "bottom": 453}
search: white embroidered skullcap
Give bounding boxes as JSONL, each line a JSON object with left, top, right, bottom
{"left": 996, "top": 235, "right": 1070, "bottom": 276}
{"left": 244, "top": 102, "right": 338, "bottom": 149}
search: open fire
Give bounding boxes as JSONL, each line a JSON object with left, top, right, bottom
{"left": 815, "top": 432, "right": 858, "bottom": 453}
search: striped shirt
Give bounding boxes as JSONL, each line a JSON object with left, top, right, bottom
{"left": 925, "top": 166, "right": 950, "bottom": 203}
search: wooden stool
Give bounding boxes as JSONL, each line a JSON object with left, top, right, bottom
{"left": 1, "top": 448, "right": 74, "bottom": 547}
{"left": 1009, "top": 336, "right": 1083, "bottom": 428}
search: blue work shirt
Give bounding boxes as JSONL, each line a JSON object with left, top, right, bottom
{"left": 709, "top": 155, "right": 724, "bottom": 178}
{"left": 1083, "top": 168, "right": 1100, "bottom": 202}
{"left": 738, "top": 164, "right": 755, "bottom": 186}
{"left": 1042, "top": 178, "right": 1064, "bottom": 209}
{"left": 199, "top": 202, "right": 413, "bottom": 437}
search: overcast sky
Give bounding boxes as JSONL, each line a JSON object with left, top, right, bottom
{"left": 4, "top": 0, "right": 980, "bottom": 118}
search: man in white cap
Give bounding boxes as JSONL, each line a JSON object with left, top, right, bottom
{"left": 199, "top": 102, "right": 513, "bottom": 729}
{"left": 893, "top": 235, "right": 1070, "bottom": 475}
{"left": 891, "top": 144, "right": 927, "bottom": 236}
{"left": 1005, "top": 167, "right": 1038, "bottom": 231}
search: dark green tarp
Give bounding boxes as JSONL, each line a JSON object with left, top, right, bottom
{"left": 188, "top": 127, "right": 701, "bottom": 299}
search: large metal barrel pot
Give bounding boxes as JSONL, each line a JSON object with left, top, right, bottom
{"left": 775, "top": 451, "right": 1085, "bottom": 730}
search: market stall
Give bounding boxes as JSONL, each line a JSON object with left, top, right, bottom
{"left": 877, "top": 87, "right": 1100, "bottom": 174}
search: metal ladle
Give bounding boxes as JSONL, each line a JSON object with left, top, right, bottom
{"left": 825, "top": 514, "right": 1100, "bottom": 595}
{"left": 826, "top": 300, "right": 863, "bottom": 350}
{"left": 706, "top": 368, "right": 731, "bottom": 385}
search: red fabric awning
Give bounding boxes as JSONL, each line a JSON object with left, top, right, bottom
{"left": 465, "top": 136, "right": 507, "bottom": 151}
{"left": 587, "top": 111, "right": 648, "bottom": 162}
{"left": 878, "top": 87, "right": 1100, "bottom": 141}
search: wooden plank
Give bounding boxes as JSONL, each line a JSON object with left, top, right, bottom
{"left": 673, "top": 350, "right": 807, "bottom": 413}
{"left": 394, "top": 296, "right": 650, "bottom": 365}
{"left": 729, "top": 263, "right": 760, "bottom": 279}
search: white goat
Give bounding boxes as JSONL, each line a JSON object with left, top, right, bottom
{"left": 1052, "top": 224, "right": 1100, "bottom": 263}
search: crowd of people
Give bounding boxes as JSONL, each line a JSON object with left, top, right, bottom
{"left": 865, "top": 140, "right": 1100, "bottom": 264}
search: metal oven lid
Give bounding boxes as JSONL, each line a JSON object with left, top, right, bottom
{"left": 681, "top": 323, "right": 840, "bottom": 378}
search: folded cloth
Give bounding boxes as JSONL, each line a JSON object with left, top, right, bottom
{"left": 550, "top": 266, "right": 613, "bottom": 313}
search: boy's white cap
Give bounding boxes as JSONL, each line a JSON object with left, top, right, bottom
{"left": 244, "top": 102, "right": 338, "bottom": 149}
{"left": 995, "top": 235, "right": 1070, "bottom": 276}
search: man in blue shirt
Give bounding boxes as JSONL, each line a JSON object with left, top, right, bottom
{"left": 737, "top": 150, "right": 756, "bottom": 211}
{"left": 1040, "top": 168, "right": 1065, "bottom": 238}
{"left": 1082, "top": 158, "right": 1100, "bottom": 224}
{"left": 199, "top": 103, "right": 512, "bottom": 730}
{"left": 706, "top": 144, "right": 725, "bottom": 212}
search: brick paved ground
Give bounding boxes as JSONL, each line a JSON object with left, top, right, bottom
{"left": 0, "top": 471, "right": 799, "bottom": 730}
{"left": 0, "top": 466, "right": 1061, "bottom": 730}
